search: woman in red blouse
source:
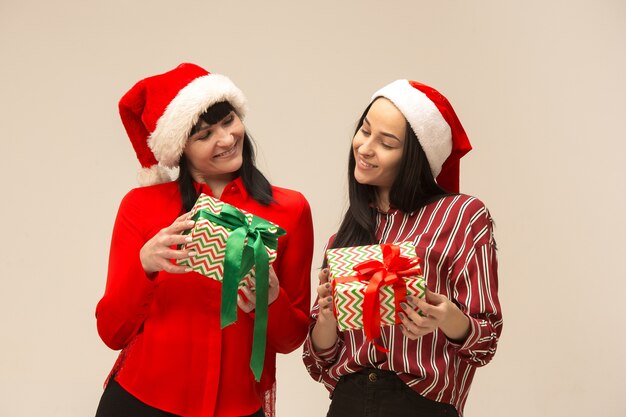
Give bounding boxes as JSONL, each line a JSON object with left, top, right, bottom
{"left": 95, "top": 63, "right": 313, "bottom": 417}
{"left": 303, "top": 80, "right": 502, "bottom": 417}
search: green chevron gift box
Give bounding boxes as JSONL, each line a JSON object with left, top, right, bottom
{"left": 177, "top": 193, "right": 286, "bottom": 381}
{"left": 178, "top": 193, "right": 285, "bottom": 287}
{"left": 326, "top": 242, "right": 426, "bottom": 340}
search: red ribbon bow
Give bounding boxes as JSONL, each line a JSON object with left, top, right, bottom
{"left": 350, "top": 244, "right": 422, "bottom": 351}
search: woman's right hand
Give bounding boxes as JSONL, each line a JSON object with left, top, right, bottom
{"left": 140, "top": 212, "right": 197, "bottom": 274}
{"left": 315, "top": 268, "right": 336, "bottom": 326}
{"left": 311, "top": 268, "right": 339, "bottom": 351}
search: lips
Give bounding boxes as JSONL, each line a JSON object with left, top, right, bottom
{"left": 357, "top": 157, "right": 377, "bottom": 169}
{"left": 213, "top": 144, "right": 237, "bottom": 158}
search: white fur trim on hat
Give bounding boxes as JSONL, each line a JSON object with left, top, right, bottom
{"left": 137, "top": 165, "right": 172, "bottom": 186}
{"left": 371, "top": 80, "right": 452, "bottom": 177}
{"left": 148, "top": 74, "right": 248, "bottom": 168}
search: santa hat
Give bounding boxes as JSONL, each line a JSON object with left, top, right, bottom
{"left": 370, "top": 80, "right": 472, "bottom": 193}
{"left": 118, "top": 63, "right": 248, "bottom": 186}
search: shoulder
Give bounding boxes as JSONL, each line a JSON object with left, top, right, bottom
{"left": 120, "top": 181, "right": 181, "bottom": 211}
{"left": 270, "top": 185, "right": 311, "bottom": 213}
{"left": 435, "top": 194, "right": 495, "bottom": 246}
{"left": 122, "top": 181, "right": 180, "bottom": 205}
{"left": 432, "top": 194, "right": 492, "bottom": 223}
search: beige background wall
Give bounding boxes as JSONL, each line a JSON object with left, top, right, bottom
{"left": 1, "top": 1, "right": 625, "bottom": 416}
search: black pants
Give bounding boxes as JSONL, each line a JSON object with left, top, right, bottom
{"left": 95, "top": 378, "right": 265, "bottom": 417}
{"left": 327, "top": 369, "right": 459, "bottom": 417}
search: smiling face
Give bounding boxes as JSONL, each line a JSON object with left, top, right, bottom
{"left": 352, "top": 98, "right": 406, "bottom": 198}
{"left": 183, "top": 110, "right": 245, "bottom": 184}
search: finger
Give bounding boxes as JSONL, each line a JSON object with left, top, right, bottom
{"left": 318, "top": 268, "right": 330, "bottom": 284}
{"left": 268, "top": 268, "right": 279, "bottom": 286}
{"left": 412, "top": 295, "right": 440, "bottom": 320}
{"left": 167, "top": 217, "right": 196, "bottom": 234}
{"left": 425, "top": 289, "right": 447, "bottom": 305}
{"left": 157, "top": 248, "right": 196, "bottom": 261}
{"left": 237, "top": 295, "right": 254, "bottom": 313}
{"left": 162, "top": 233, "right": 195, "bottom": 247}
{"left": 399, "top": 308, "right": 435, "bottom": 331}
{"left": 319, "top": 295, "right": 333, "bottom": 310}
{"left": 317, "top": 282, "right": 332, "bottom": 298}
{"left": 240, "top": 285, "right": 256, "bottom": 305}
{"left": 399, "top": 323, "right": 420, "bottom": 340}
{"left": 161, "top": 261, "right": 192, "bottom": 274}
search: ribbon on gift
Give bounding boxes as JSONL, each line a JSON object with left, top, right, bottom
{"left": 190, "top": 204, "right": 285, "bottom": 381}
{"left": 351, "top": 244, "right": 422, "bottom": 351}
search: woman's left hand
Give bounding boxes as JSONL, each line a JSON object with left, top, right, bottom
{"left": 237, "top": 266, "right": 280, "bottom": 313}
{"left": 398, "top": 289, "right": 471, "bottom": 343}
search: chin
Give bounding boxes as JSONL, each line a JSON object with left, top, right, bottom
{"left": 354, "top": 172, "right": 373, "bottom": 186}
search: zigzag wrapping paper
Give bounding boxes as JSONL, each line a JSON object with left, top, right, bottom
{"left": 177, "top": 194, "right": 279, "bottom": 287}
{"left": 327, "top": 242, "right": 426, "bottom": 332}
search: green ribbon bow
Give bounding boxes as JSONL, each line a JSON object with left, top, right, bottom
{"left": 190, "top": 204, "right": 285, "bottom": 381}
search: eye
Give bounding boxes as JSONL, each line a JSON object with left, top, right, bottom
{"left": 195, "top": 129, "right": 212, "bottom": 141}
{"left": 381, "top": 142, "right": 394, "bottom": 149}
{"left": 360, "top": 127, "right": 371, "bottom": 137}
{"left": 222, "top": 113, "right": 235, "bottom": 125}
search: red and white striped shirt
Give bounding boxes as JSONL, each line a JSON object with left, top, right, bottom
{"left": 302, "top": 194, "right": 502, "bottom": 416}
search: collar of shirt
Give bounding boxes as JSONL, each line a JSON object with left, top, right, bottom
{"left": 192, "top": 176, "right": 249, "bottom": 200}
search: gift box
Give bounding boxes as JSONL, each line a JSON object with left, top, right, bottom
{"left": 326, "top": 242, "right": 426, "bottom": 341}
{"left": 178, "top": 194, "right": 284, "bottom": 287}
{"left": 177, "top": 193, "right": 286, "bottom": 380}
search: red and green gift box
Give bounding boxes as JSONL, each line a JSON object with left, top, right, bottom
{"left": 326, "top": 241, "right": 426, "bottom": 344}
{"left": 177, "top": 193, "right": 285, "bottom": 380}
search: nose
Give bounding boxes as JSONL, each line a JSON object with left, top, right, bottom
{"left": 215, "top": 126, "right": 236, "bottom": 147}
{"left": 356, "top": 137, "right": 375, "bottom": 157}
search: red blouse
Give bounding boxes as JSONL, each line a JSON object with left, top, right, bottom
{"left": 96, "top": 178, "right": 313, "bottom": 417}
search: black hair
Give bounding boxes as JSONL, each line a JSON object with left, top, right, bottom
{"left": 328, "top": 98, "right": 448, "bottom": 252}
{"left": 178, "top": 101, "right": 273, "bottom": 212}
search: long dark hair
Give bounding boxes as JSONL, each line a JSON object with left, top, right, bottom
{"left": 329, "top": 98, "right": 448, "bottom": 251}
{"left": 178, "top": 101, "right": 273, "bottom": 212}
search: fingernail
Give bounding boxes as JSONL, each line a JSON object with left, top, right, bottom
{"left": 323, "top": 268, "right": 328, "bottom": 274}
{"left": 185, "top": 267, "right": 192, "bottom": 272}
{"left": 406, "top": 295, "right": 413, "bottom": 302}
{"left": 185, "top": 236, "right": 192, "bottom": 242}
{"left": 326, "top": 297, "right": 332, "bottom": 303}
{"left": 188, "top": 251, "right": 197, "bottom": 257}
{"left": 399, "top": 312, "right": 406, "bottom": 320}
{"left": 400, "top": 302, "right": 408, "bottom": 309}
{"left": 325, "top": 283, "right": 330, "bottom": 289}
{"left": 187, "top": 220, "right": 195, "bottom": 226}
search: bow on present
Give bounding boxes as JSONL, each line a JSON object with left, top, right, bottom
{"left": 350, "top": 244, "right": 422, "bottom": 351}
{"left": 191, "top": 203, "right": 285, "bottom": 381}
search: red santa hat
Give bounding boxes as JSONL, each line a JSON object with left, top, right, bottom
{"left": 118, "top": 63, "right": 248, "bottom": 186}
{"left": 370, "top": 80, "right": 472, "bottom": 193}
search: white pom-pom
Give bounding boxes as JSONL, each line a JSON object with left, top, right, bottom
{"left": 137, "top": 165, "right": 172, "bottom": 186}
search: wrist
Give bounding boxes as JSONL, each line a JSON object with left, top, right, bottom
{"left": 440, "top": 302, "right": 471, "bottom": 343}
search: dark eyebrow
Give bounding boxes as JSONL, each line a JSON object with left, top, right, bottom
{"left": 363, "top": 117, "right": 401, "bottom": 142}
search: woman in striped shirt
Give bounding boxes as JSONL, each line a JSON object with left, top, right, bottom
{"left": 302, "top": 80, "right": 502, "bottom": 417}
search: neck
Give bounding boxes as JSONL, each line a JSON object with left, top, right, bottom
{"left": 375, "top": 188, "right": 391, "bottom": 212}
{"left": 192, "top": 172, "right": 236, "bottom": 199}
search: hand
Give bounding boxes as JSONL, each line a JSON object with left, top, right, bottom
{"left": 139, "top": 212, "right": 196, "bottom": 274}
{"left": 311, "top": 268, "right": 338, "bottom": 352}
{"left": 237, "top": 266, "right": 280, "bottom": 313}
{"left": 315, "top": 268, "right": 336, "bottom": 326}
{"left": 398, "top": 289, "right": 470, "bottom": 343}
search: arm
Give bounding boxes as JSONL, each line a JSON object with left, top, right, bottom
{"left": 264, "top": 194, "right": 314, "bottom": 353}
{"left": 399, "top": 200, "right": 502, "bottom": 367}
{"left": 95, "top": 190, "right": 192, "bottom": 350}
{"left": 448, "top": 237, "right": 502, "bottom": 367}
{"left": 95, "top": 190, "right": 157, "bottom": 350}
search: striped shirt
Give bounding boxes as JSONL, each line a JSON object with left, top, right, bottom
{"left": 302, "top": 194, "right": 502, "bottom": 416}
